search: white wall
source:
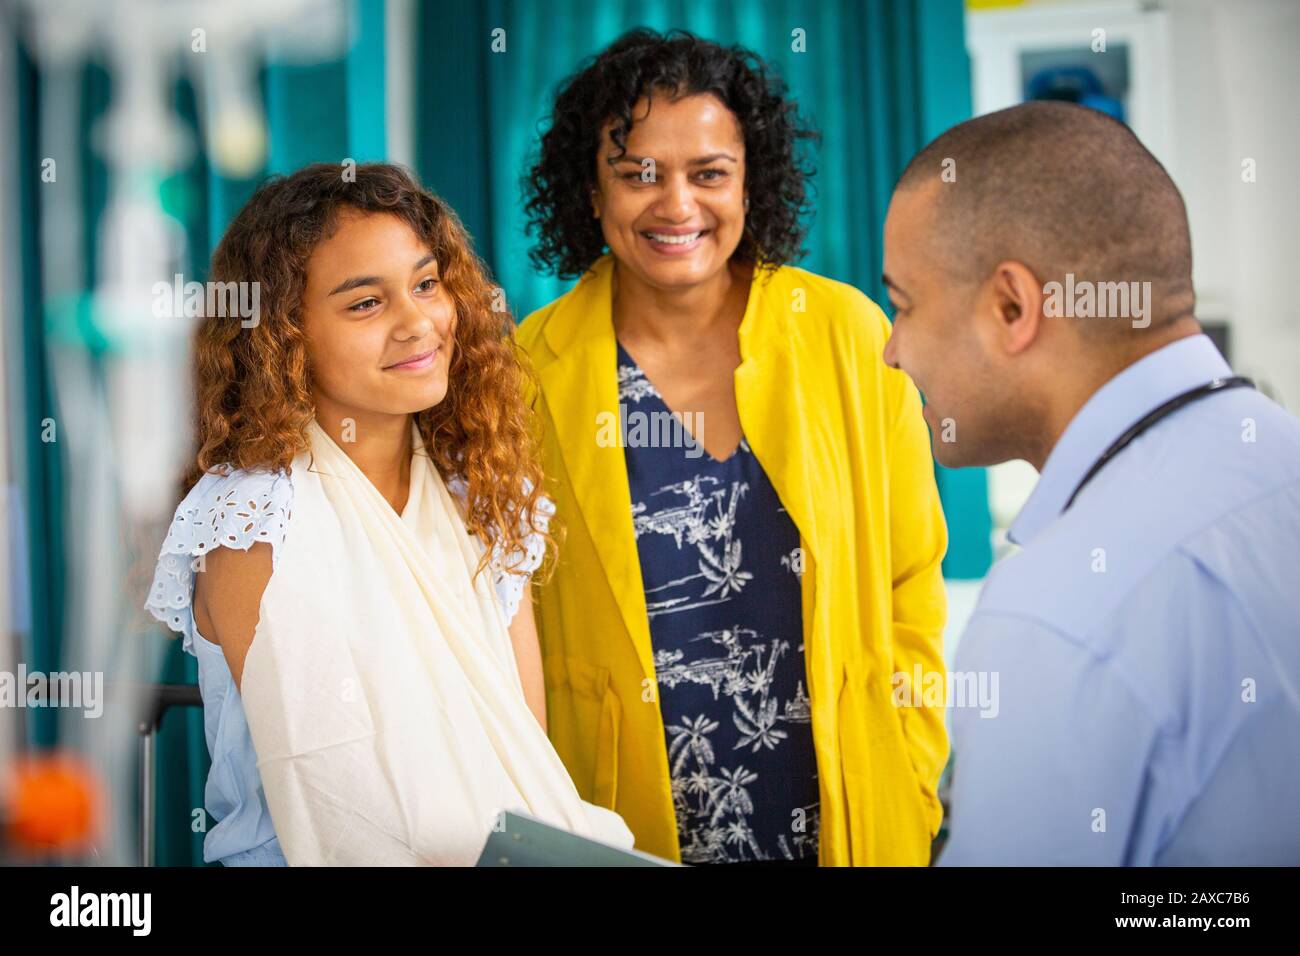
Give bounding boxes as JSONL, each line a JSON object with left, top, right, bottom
{"left": 1169, "top": 0, "right": 1300, "bottom": 407}
{"left": 967, "top": 0, "right": 1300, "bottom": 569}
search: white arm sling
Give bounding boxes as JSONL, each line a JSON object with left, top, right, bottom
{"left": 239, "top": 418, "right": 632, "bottom": 864}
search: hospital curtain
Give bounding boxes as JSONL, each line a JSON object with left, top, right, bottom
{"left": 415, "top": 0, "right": 993, "bottom": 577}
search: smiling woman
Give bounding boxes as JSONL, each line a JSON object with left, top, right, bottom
{"left": 144, "top": 162, "right": 635, "bottom": 866}
{"left": 517, "top": 29, "right": 951, "bottom": 867}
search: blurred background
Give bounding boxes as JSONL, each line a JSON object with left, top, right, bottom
{"left": 1, "top": 0, "right": 1296, "bottom": 865}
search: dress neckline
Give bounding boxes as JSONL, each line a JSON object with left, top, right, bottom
{"left": 614, "top": 339, "right": 747, "bottom": 466}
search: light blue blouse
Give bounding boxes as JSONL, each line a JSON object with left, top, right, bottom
{"left": 145, "top": 464, "right": 551, "bottom": 866}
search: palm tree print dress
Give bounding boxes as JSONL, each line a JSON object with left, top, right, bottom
{"left": 617, "top": 341, "right": 820, "bottom": 865}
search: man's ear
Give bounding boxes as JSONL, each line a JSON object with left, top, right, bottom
{"left": 989, "top": 260, "right": 1044, "bottom": 356}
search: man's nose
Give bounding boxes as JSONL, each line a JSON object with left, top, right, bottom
{"left": 882, "top": 327, "right": 901, "bottom": 370}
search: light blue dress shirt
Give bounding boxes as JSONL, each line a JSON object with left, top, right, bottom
{"left": 939, "top": 334, "right": 1300, "bottom": 865}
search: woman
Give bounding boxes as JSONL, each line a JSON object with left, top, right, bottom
{"left": 146, "top": 162, "right": 632, "bottom": 865}
{"left": 518, "top": 30, "right": 949, "bottom": 866}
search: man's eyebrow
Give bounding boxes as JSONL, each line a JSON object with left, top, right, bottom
{"left": 328, "top": 253, "right": 437, "bottom": 297}
{"left": 881, "top": 273, "right": 910, "bottom": 299}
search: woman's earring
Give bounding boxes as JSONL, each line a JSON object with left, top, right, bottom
{"left": 743, "top": 196, "right": 750, "bottom": 213}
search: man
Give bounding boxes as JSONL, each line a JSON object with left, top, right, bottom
{"left": 882, "top": 100, "right": 1300, "bottom": 864}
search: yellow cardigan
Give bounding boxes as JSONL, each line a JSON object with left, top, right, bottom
{"left": 517, "top": 255, "right": 949, "bottom": 865}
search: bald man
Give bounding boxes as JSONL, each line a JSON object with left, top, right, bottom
{"left": 882, "top": 101, "right": 1300, "bottom": 865}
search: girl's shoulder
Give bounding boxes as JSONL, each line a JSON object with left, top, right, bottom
{"left": 145, "top": 466, "right": 294, "bottom": 642}
{"left": 145, "top": 463, "right": 553, "bottom": 636}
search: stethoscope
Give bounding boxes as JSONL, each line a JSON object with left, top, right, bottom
{"left": 1062, "top": 376, "right": 1256, "bottom": 513}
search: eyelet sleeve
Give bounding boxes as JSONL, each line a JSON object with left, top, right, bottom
{"left": 446, "top": 475, "right": 555, "bottom": 624}
{"left": 144, "top": 467, "right": 293, "bottom": 653}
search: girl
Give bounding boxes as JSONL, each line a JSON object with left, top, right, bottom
{"left": 146, "top": 162, "right": 631, "bottom": 865}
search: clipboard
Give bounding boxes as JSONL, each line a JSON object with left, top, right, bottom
{"left": 476, "top": 810, "right": 680, "bottom": 867}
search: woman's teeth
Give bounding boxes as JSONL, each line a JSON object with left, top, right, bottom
{"left": 644, "top": 231, "right": 702, "bottom": 244}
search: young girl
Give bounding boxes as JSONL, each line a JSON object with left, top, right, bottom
{"left": 146, "top": 162, "right": 632, "bottom": 866}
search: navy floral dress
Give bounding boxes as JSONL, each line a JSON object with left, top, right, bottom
{"left": 617, "top": 341, "right": 820, "bottom": 865}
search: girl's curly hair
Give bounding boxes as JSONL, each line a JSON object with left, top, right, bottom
{"left": 184, "top": 162, "right": 553, "bottom": 581}
{"left": 525, "top": 28, "right": 818, "bottom": 280}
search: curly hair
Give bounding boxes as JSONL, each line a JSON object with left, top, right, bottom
{"left": 184, "top": 162, "right": 553, "bottom": 581}
{"left": 525, "top": 28, "right": 819, "bottom": 279}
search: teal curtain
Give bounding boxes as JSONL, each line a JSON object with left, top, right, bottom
{"left": 10, "top": 0, "right": 387, "bottom": 866}
{"left": 12, "top": 20, "right": 64, "bottom": 754}
{"left": 417, "top": 0, "right": 992, "bottom": 577}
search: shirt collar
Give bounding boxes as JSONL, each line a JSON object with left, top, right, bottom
{"left": 1008, "top": 333, "right": 1232, "bottom": 546}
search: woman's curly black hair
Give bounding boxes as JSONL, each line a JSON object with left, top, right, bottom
{"left": 525, "top": 28, "right": 819, "bottom": 280}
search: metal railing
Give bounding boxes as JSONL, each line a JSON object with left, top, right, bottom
{"left": 136, "top": 683, "right": 203, "bottom": 867}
